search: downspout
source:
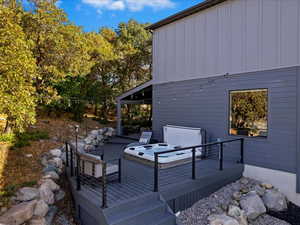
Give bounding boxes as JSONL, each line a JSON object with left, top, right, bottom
{"left": 297, "top": 66, "right": 300, "bottom": 193}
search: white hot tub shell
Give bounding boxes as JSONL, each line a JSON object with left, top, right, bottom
{"left": 124, "top": 125, "right": 204, "bottom": 167}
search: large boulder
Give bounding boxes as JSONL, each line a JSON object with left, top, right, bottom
{"left": 0, "top": 200, "right": 37, "bottom": 225}
{"left": 15, "top": 187, "right": 39, "bottom": 202}
{"left": 40, "top": 179, "right": 60, "bottom": 192}
{"left": 33, "top": 200, "right": 49, "bottom": 217}
{"left": 262, "top": 189, "right": 287, "bottom": 212}
{"left": 39, "top": 183, "right": 54, "bottom": 205}
{"left": 208, "top": 214, "right": 239, "bottom": 225}
{"left": 48, "top": 157, "right": 63, "bottom": 169}
{"left": 49, "top": 149, "right": 62, "bottom": 158}
{"left": 240, "top": 192, "right": 266, "bottom": 220}
{"left": 43, "top": 171, "right": 59, "bottom": 180}
{"left": 29, "top": 216, "right": 47, "bottom": 225}
{"left": 228, "top": 205, "right": 248, "bottom": 225}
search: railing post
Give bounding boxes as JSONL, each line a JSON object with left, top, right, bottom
{"left": 240, "top": 138, "right": 244, "bottom": 164}
{"left": 118, "top": 158, "right": 122, "bottom": 183}
{"left": 154, "top": 153, "right": 159, "bottom": 192}
{"left": 219, "top": 143, "right": 223, "bottom": 171}
{"left": 70, "top": 147, "right": 74, "bottom": 177}
{"left": 65, "top": 142, "right": 69, "bottom": 167}
{"left": 102, "top": 162, "right": 108, "bottom": 208}
{"left": 192, "top": 147, "right": 196, "bottom": 180}
{"left": 76, "top": 154, "right": 81, "bottom": 191}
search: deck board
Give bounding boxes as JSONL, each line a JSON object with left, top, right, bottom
{"left": 68, "top": 157, "right": 240, "bottom": 207}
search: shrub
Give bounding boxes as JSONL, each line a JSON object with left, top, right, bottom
{"left": 12, "top": 130, "right": 49, "bottom": 148}
{"left": 0, "top": 133, "right": 15, "bottom": 143}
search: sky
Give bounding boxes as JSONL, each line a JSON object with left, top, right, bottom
{"left": 56, "top": 0, "right": 203, "bottom": 32}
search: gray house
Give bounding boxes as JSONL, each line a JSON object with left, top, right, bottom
{"left": 117, "top": 0, "right": 300, "bottom": 206}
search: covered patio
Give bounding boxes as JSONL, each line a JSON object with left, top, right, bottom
{"left": 116, "top": 80, "right": 153, "bottom": 135}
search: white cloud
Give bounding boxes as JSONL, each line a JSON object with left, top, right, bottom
{"left": 55, "top": 0, "right": 62, "bottom": 7}
{"left": 82, "top": 0, "right": 174, "bottom": 12}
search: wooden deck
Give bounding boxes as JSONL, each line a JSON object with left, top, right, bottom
{"left": 67, "top": 138, "right": 244, "bottom": 225}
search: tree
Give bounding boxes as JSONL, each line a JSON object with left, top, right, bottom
{"left": 21, "top": 0, "right": 91, "bottom": 103}
{"left": 0, "top": 4, "right": 37, "bottom": 133}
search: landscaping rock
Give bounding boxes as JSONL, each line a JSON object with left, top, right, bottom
{"left": 55, "top": 190, "right": 66, "bottom": 202}
{"left": 33, "top": 200, "right": 49, "bottom": 217}
{"left": 105, "top": 128, "right": 115, "bottom": 137}
{"left": 15, "top": 187, "right": 39, "bottom": 202}
{"left": 208, "top": 214, "right": 239, "bottom": 225}
{"left": 41, "top": 157, "right": 48, "bottom": 167}
{"left": 40, "top": 179, "right": 60, "bottom": 192}
{"left": 228, "top": 205, "right": 248, "bottom": 225}
{"left": 240, "top": 178, "right": 249, "bottom": 185}
{"left": 29, "top": 216, "right": 47, "bottom": 225}
{"left": 254, "top": 185, "right": 265, "bottom": 197}
{"left": 240, "top": 192, "right": 266, "bottom": 220}
{"left": 0, "top": 200, "right": 37, "bottom": 225}
{"left": 250, "top": 214, "right": 291, "bottom": 225}
{"left": 48, "top": 157, "right": 63, "bottom": 169}
{"left": 49, "top": 149, "right": 62, "bottom": 158}
{"left": 39, "top": 183, "right": 54, "bottom": 205}
{"left": 43, "top": 171, "right": 59, "bottom": 180}
{"left": 262, "top": 189, "right": 287, "bottom": 212}
{"left": 45, "top": 206, "right": 58, "bottom": 225}
{"left": 232, "top": 192, "right": 242, "bottom": 201}
{"left": 261, "top": 183, "right": 273, "bottom": 189}
{"left": 43, "top": 165, "right": 58, "bottom": 174}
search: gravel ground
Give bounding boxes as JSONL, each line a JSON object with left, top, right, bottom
{"left": 177, "top": 178, "right": 291, "bottom": 225}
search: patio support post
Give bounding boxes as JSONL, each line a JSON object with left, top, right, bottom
{"left": 118, "top": 158, "right": 122, "bottom": 183}
{"left": 192, "top": 147, "right": 196, "bottom": 180}
{"left": 219, "top": 143, "right": 223, "bottom": 171}
{"left": 117, "top": 99, "right": 122, "bottom": 135}
{"left": 65, "top": 142, "right": 69, "bottom": 167}
{"left": 70, "top": 147, "right": 74, "bottom": 177}
{"left": 240, "top": 138, "right": 244, "bottom": 164}
{"left": 102, "top": 162, "right": 108, "bottom": 208}
{"left": 154, "top": 153, "right": 159, "bottom": 192}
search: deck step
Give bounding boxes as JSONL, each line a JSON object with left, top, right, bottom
{"left": 103, "top": 193, "right": 177, "bottom": 225}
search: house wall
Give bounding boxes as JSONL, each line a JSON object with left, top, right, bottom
{"left": 152, "top": 66, "right": 299, "bottom": 173}
{"left": 152, "top": 0, "right": 300, "bottom": 84}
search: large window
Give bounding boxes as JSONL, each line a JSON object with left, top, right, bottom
{"left": 229, "top": 89, "right": 268, "bottom": 137}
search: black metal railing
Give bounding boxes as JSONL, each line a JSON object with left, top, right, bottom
{"left": 153, "top": 138, "right": 244, "bottom": 192}
{"left": 65, "top": 141, "right": 122, "bottom": 209}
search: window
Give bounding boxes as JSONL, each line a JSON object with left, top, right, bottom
{"left": 229, "top": 89, "right": 268, "bottom": 137}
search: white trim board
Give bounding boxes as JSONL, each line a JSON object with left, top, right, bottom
{"left": 153, "top": 64, "right": 300, "bottom": 85}
{"left": 244, "top": 165, "right": 300, "bottom": 206}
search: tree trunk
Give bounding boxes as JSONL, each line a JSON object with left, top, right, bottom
{"left": 4, "top": 120, "right": 12, "bottom": 134}
{"left": 94, "top": 103, "right": 98, "bottom": 116}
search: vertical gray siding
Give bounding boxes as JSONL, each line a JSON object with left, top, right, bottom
{"left": 153, "top": 66, "right": 299, "bottom": 173}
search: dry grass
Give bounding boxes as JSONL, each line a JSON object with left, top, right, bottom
{"left": 0, "top": 113, "right": 111, "bottom": 207}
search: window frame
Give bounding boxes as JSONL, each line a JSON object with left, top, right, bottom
{"left": 228, "top": 88, "right": 269, "bottom": 139}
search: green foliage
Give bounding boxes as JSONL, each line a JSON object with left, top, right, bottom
{"left": 0, "top": 133, "right": 15, "bottom": 143}
{"left": 0, "top": 2, "right": 152, "bottom": 130}
{"left": 0, "top": 180, "right": 37, "bottom": 198}
{"left": 0, "top": 4, "right": 37, "bottom": 133}
{"left": 12, "top": 130, "right": 49, "bottom": 148}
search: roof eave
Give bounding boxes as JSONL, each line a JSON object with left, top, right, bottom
{"left": 147, "top": 0, "right": 228, "bottom": 30}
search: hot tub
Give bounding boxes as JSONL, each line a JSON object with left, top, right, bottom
{"left": 124, "top": 143, "right": 202, "bottom": 168}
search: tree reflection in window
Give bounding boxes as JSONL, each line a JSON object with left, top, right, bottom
{"left": 230, "top": 89, "right": 268, "bottom": 137}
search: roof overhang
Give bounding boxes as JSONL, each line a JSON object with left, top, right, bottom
{"left": 147, "top": 0, "right": 228, "bottom": 30}
{"left": 116, "top": 80, "right": 153, "bottom": 104}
